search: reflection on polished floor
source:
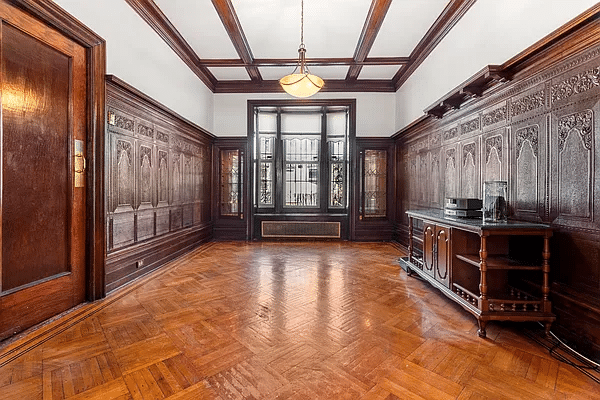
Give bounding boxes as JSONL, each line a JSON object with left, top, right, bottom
{"left": 0, "top": 241, "right": 598, "bottom": 399}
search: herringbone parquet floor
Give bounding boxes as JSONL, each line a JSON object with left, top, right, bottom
{"left": 1, "top": 241, "right": 598, "bottom": 399}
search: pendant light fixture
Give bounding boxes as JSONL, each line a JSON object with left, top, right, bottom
{"left": 279, "top": 0, "right": 324, "bottom": 98}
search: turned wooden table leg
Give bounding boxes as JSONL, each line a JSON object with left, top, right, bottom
{"left": 478, "top": 319, "right": 487, "bottom": 338}
{"left": 407, "top": 216, "right": 414, "bottom": 276}
{"left": 479, "top": 234, "right": 488, "bottom": 304}
{"left": 545, "top": 322, "right": 552, "bottom": 338}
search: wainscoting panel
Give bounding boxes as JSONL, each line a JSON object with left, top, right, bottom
{"left": 105, "top": 76, "right": 214, "bottom": 292}
{"left": 393, "top": 16, "right": 600, "bottom": 360}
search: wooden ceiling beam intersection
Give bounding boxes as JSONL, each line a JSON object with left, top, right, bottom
{"left": 392, "top": 0, "right": 476, "bottom": 91}
{"left": 346, "top": 0, "right": 393, "bottom": 81}
{"left": 124, "top": 0, "right": 217, "bottom": 91}
{"left": 211, "top": 0, "right": 262, "bottom": 82}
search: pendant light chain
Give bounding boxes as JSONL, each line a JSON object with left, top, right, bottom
{"left": 300, "top": 0, "right": 304, "bottom": 46}
{"left": 279, "top": 0, "right": 323, "bottom": 97}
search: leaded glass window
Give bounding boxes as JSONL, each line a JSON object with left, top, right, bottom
{"left": 220, "top": 149, "right": 243, "bottom": 217}
{"left": 363, "top": 149, "right": 387, "bottom": 217}
{"left": 253, "top": 106, "right": 349, "bottom": 213}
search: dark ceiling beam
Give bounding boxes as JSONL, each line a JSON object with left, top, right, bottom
{"left": 392, "top": 0, "right": 477, "bottom": 90}
{"left": 211, "top": 0, "right": 262, "bottom": 81}
{"left": 124, "top": 0, "right": 217, "bottom": 91}
{"left": 201, "top": 57, "right": 411, "bottom": 67}
{"left": 215, "top": 79, "right": 395, "bottom": 94}
{"left": 346, "top": 0, "right": 393, "bottom": 81}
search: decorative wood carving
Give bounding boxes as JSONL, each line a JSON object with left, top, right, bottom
{"left": 558, "top": 109, "right": 593, "bottom": 152}
{"left": 485, "top": 135, "right": 503, "bottom": 163}
{"left": 461, "top": 142, "right": 478, "bottom": 198}
{"left": 394, "top": 16, "right": 600, "bottom": 359}
{"left": 516, "top": 126, "right": 540, "bottom": 157}
{"left": 484, "top": 134, "right": 503, "bottom": 182}
{"left": 511, "top": 90, "right": 545, "bottom": 117}
{"left": 430, "top": 132, "right": 442, "bottom": 147}
{"left": 551, "top": 65, "right": 600, "bottom": 103}
{"left": 482, "top": 106, "right": 507, "bottom": 127}
{"left": 445, "top": 148, "right": 457, "bottom": 199}
{"left": 461, "top": 118, "right": 480, "bottom": 135}
{"left": 515, "top": 125, "right": 539, "bottom": 214}
{"left": 557, "top": 110, "right": 593, "bottom": 219}
{"left": 108, "top": 110, "right": 134, "bottom": 131}
{"left": 137, "top": 123, "right": 154, "bottom": 138}
{"left": 444, "top": 127, "right": 458, "bottom": 141}
{"left": 106, "top": 76, "right": 214, "bottom": 292}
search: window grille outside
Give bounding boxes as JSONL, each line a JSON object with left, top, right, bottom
{"left": 284, "top": 136, "right": 320, "bottom": 207}
{"left": 363, "top": 149, "right": 387, "bottom": 217}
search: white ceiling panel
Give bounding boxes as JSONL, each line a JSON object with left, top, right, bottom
{"left": 359, "top": 65, "right": 402, "bottom": 80}
{"left": 155, "top": 0, "right": 239, "bottom": 59}
{"left": 369, "top": 0, "right": 448, "bottom": 57}
{"left": 209, "top": 67, "right": 251, "bottom": 80}
{"left": 234, "top": 0, "right": 373, "bottom": 59}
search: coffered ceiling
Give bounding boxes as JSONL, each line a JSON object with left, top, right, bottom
{"left": 124, "top": 0, "right": 476, "bottom": 94}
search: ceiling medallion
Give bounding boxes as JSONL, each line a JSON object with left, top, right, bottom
{"left": 279, "top": 0, "right": 324, "bottom": 98}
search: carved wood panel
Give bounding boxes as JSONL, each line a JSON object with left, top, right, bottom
{"left": 444, "top": 145, "right": 458, "bottom": 199}
{"left": 482, "top": 129, "right": 507, "bottom": 183}
{"left": 106, "top": 86, "right": 213, "bottom": 254}
{"left": 460, "top": 140, "right": 480, "bottom": 199}
{"left": 394, "top": 35, "right": 600, "bottom": 358}
{"left": 430, "top": 149, "right": 443, "bottom": 208}
{"left": 511, "top": 119, "right": 546, "bottom": 222}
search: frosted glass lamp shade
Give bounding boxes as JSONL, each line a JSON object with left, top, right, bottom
{"left": 279, "top": 73, "right": 324, "bottom": 98}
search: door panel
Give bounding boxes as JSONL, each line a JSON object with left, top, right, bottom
{"left": 2, "top": 23, "right": 71, "bottom": 290}
{"left": 435, "top": 226, "right": 450, "bottom": 288}
{"left": 423, "top": 224, "right": 435, "bottom": 276}
{"left": 0, "top": 4, "right": 87, "bottom": 339}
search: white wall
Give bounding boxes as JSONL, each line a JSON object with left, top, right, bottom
{"left": 54, "top": 0, "right": 214, "bottom": 131}
{"left": 214, "top": 92, "right": 396, "bottom": 137}
{"left": 395, "top": 0, "right": 599, "bottom": 131}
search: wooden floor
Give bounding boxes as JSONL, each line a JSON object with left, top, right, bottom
{"left": 1, "top": 241, "right": 598, "bottom": 399}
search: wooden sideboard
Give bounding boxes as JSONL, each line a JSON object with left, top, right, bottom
{"left": 405, "top": 209, "right": 554, "bottom": 338}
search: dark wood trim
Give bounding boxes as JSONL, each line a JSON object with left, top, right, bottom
{"left": 423, "top": 65, "right": 511, "bottom": 119}
{"left": 10, "top": 0, "right": 107, "bottom": 302}
{"left": 201, "top": 56, "right": 410, "bottom": 67}
{"left": 213, "top": 137, "right": 249, "bottom": 240}
{"left": 87, "top": 41, "right": 107, "bottom": 301}
{"left": 346, "top": 0, "right": 393, "bottom": 81}
{"left": 211, "top": 0, "right": 261, "bottom": 81}
{"left": 215, "top": 79, "right": 395, "bottom": 93}
{"left": 9, "top": 0, "right": 104, "bottom": 46}
{"left": 392, "top": 0, "right": 476, "bottom": 90}
{"left": 124, "top": 0, "right": 217, "bottom": 91}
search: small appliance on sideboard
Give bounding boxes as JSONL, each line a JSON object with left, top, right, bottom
{"left": 444, "top": 197, "right": 483, "bottom": 218}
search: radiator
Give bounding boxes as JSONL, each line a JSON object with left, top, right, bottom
{"left": 261, "top": 221, "right": 340, "bottom": 239}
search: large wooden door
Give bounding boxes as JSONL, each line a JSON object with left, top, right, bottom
{"left": 0, "top": 2, "right": 87, "bottom": 340}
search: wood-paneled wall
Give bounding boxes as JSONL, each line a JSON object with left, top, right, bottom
{"left": 393, "top": 17, "right": 600, "bottom": 359}
{"left": 105, "top": 76, "right": 214, "bottom": 292}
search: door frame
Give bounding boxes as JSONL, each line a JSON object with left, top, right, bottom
{"left": 10, "top": 0, "right": 107, "bottom": 300}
